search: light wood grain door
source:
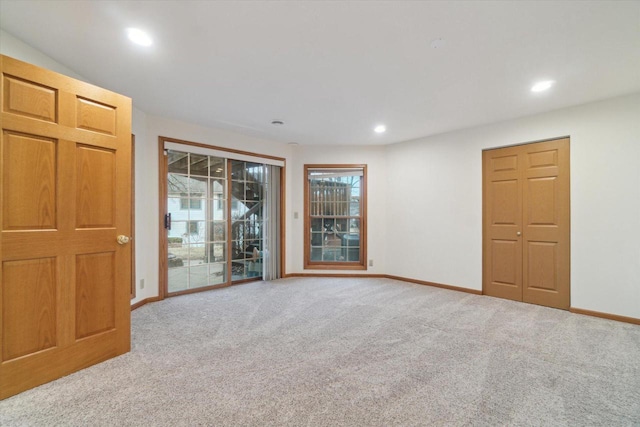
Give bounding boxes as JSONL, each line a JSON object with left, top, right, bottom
{"left": 483, "top": 138, "right": 570, "bottom": 309}
{"left": 0, "top": 55, "right": 132, "bottom": 399}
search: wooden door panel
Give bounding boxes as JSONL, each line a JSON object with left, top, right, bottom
{"left": 76, "top": 145, "right": 115, "bottom": 228}
{"left": 2, "top": 257, "right": 57, "bottom": 361}
{"left": 522, "top": 139, "right": 570, "bottom": 309}
{"left": 1, "top": 55, "right": 131, "bottom": 399}
{"left": 76, "top": 252, "right": 115, "bottom": 339}
{"left": 491, "top": 180, "right": 519, "bottom": 225}
{"left": 2, "top": 132, "right": 57, "bottom": 230}
{"left": 527, "top": 149, "right": 557, "bottom": 169}
{"left": 526, "top": 242, "right": 558, "bottom": 291}
{"left": 492, "top": 240, "right": 518, "bottom": 283}
{"left": 2, "top": 75, "right": 57, "bottom": 122}
{"left": 527, "top": 177, "right": 557, "bottom": 225}
{"left": 483, "top": 147, "right": 523, "bottom": 301}
{"left": 490, "top": 154, "right": 518, "bottom": 173}
{"left": 76, "top": 97, "right": 116, "bottom": 135}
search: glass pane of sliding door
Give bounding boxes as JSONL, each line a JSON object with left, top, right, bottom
{"left": 231, "top": 161, "right": 266, "bottom": 281}
{"left": 167, "top": 151, "right": 227, "bottom": 293}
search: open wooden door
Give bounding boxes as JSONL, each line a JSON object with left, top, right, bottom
{"left": 0, "top": 55, "right": 132, "bottom": 399}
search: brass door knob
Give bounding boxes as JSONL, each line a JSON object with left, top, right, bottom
{"left": 516, "top": 231, "right": 522, "bottom": 236}
{"left": 117, "top": 235, "right": 131, "bottom": 245}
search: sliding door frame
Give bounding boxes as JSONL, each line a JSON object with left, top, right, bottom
{"left": 158, "top": 136, "right": 286, "bottom": 299}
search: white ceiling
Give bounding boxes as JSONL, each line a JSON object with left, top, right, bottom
{"left": 1, "top": 1, "right": 639, "bottom": 146}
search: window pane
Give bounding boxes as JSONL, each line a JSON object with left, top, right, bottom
{"left": 190, "top": 154, "right": 209, "bottom": 177}
{"left": 168, "top": 174, "right": 188, "bottom": 195}
{"left": 184, "top": 221, "right": 205, "bottom": 244}
{"left": 169, "top": 221, "right": 187, "bottom": 240}
{"left": 209, "top": 263, "right": 226, "bottom": 284}
{"left": 168, "top": 266, "right": 188, "bottom": 292}
{"left": 231, "top": 199, "right": 248, "bottom": 219}
{"left": 231, "top": 160, "right": 245, "bottom": 181}
{"left": 210, "top": 243, "right": 226, "bottom": 263}
{"left": 210, "top": 178, "right": 225, "bottom": 199}
{"left": 189, "top": 176, "right": 207, "bottom": 196}
{"left": 208, "top": 221, "right": 226, "bottom": 242}
{"left": 350, "top": 202, "right": 360, "bottom": 216}
{"left": 323, "top": 249, "right": 337, "bottom": 261}
{"left": 189, "top": 264, "right": 208, "bottom": 289}
{"left": 212, "top": 200, "right": 226, "bottom": 220}
{"left": 187, "top": 244, "right": 206, "bottom": 263}
{"left": 168, "top": 197, "right": 183, "bottom": 213}
{"left": 310, "top": 247, "right": 322, "bottom": 261}
{"left": 167, "top": 151, "right": 188, "bottom": 175}
{"left": 210, "top": 157, "right": 225, "bottom": 178}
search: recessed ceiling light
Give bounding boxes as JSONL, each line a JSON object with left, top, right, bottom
{"left": 531, "top": 80, "right": 555, "bottom": 93}
{"left": 374, "top": 125, "right": 386, "bottom": 134}
{"left": 127, "top": 28, "right": 153, "bottom": 47}
{"left": 271, "top": 120, "right": 284, "bottom": 126}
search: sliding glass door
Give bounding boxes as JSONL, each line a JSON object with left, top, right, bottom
{"left": 165, "top": 147, "right": 275, "bottom": 294}
{"left": 167, "top": 151, "right": 229, "bottom": 293}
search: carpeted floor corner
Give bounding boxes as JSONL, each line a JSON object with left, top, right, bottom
{"left": 1, "top": 277, "right": 639, "bottom": 426}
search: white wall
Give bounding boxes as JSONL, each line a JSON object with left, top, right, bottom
{"left": 386, "top": 93, "right": 640, "bottom": 319}
{"left": 1, "top": 30, "right": 86, "bottom": 80}
{"left": 131, "top": 107, "right": 154, "bottom": 304}
{"left": 288, "top": 144, "right": 388, "bottom": 275}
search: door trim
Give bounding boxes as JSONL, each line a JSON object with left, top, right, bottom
{"left": 131, "top": 134, "right": 136, "bottom": 299}
{"left": 482, "top": 135, "right": 571, "bottom": 152}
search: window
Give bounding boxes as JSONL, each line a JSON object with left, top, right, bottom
{"left": 304, "top": 165, "right": 367, "bottom": 269}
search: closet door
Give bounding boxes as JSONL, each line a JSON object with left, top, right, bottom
{"left": 483, "top": 138, "right": 570, "bottom": 310}
{"left": 483, "top": 145, "right": 524, "bottom": 302}
{"left": 521, "top": 139, "right": 570, "bottom": 309}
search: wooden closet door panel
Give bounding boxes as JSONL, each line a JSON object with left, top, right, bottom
{"left": 522, "top": 138, "right": 570, "bottom": 309}
{"left": 483, "top": 146, "right": 523, "bottom": 302}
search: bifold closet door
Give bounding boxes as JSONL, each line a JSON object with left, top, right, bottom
{"left": 483, "top": 138, "right": 570, "bottom": 310}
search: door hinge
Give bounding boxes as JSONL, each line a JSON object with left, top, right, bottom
{"left": 164, "top": 213, "right": 171, "bottom": 230}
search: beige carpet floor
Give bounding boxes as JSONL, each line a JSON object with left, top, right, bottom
{"left": 1, "top": 277, "right": 639, "bottom": 426}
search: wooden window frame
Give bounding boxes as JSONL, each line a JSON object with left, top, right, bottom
{"left": 304, "top": 164, "right": 367, "bottom": 270}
